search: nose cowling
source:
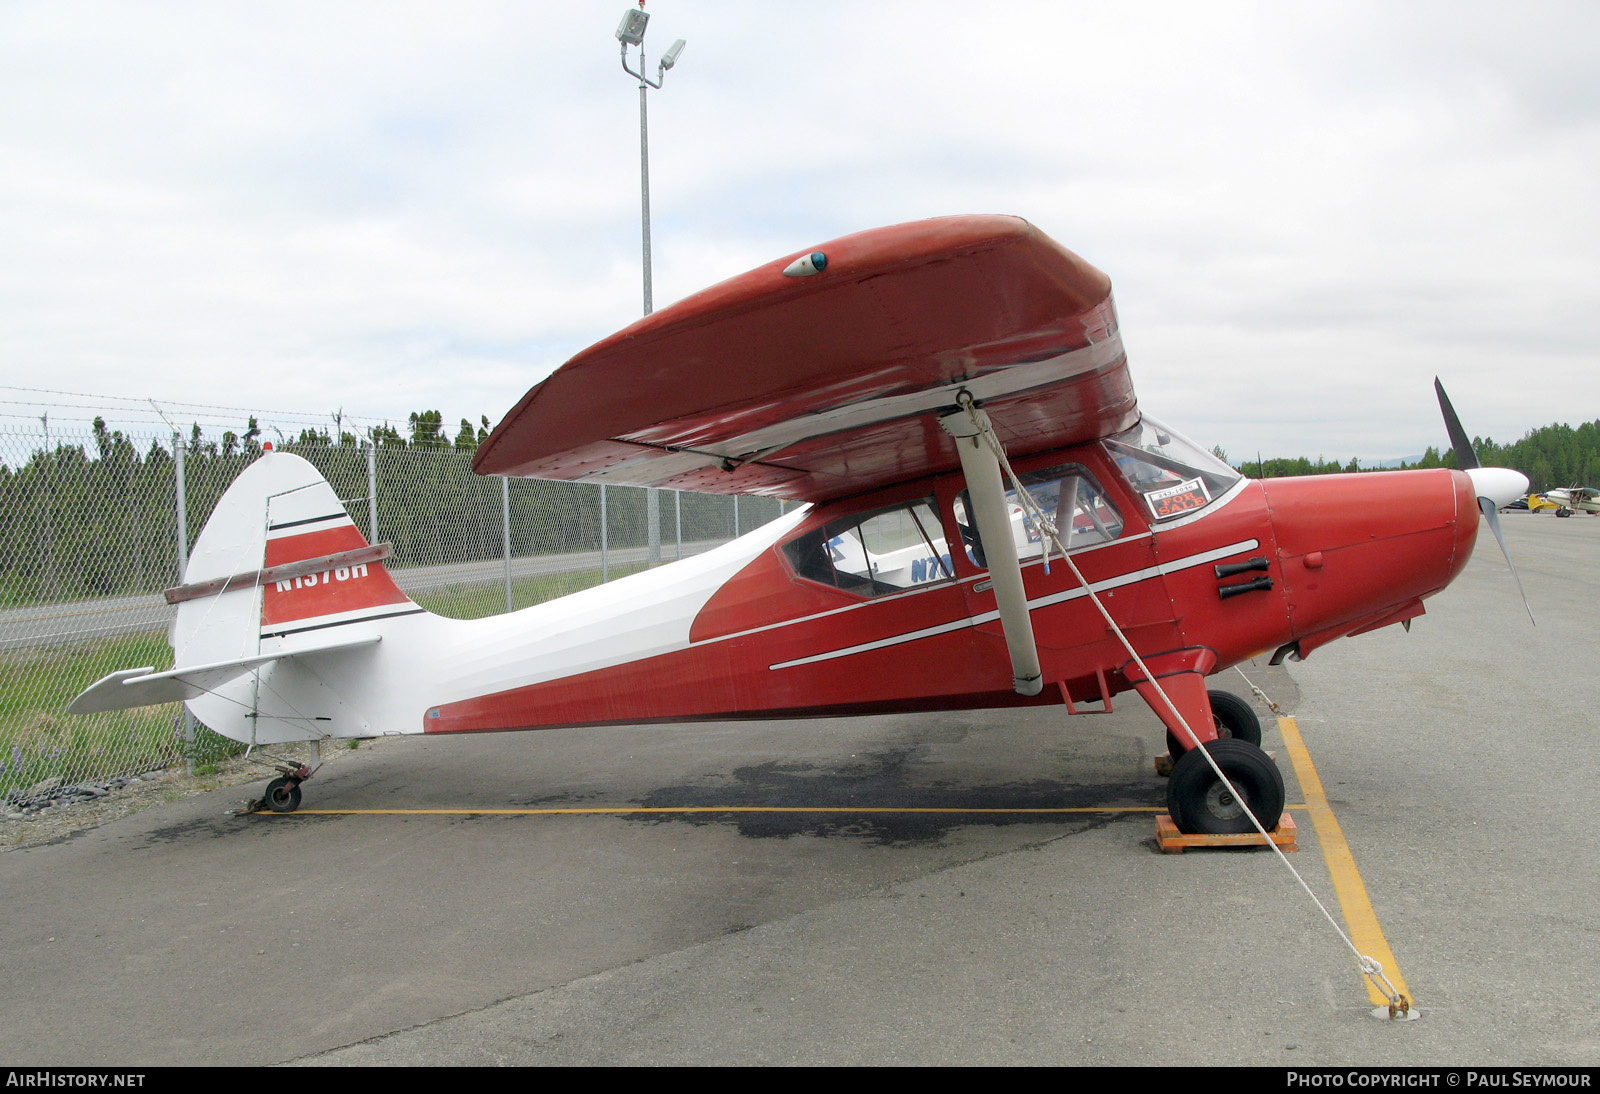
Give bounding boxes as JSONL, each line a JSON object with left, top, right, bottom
{"left": 1262, "top": 469, "right": 1478, "bottom": 653}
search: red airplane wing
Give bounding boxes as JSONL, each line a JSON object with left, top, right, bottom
{"left": 474, "top": 215, "right": 1138, "bottom": 504}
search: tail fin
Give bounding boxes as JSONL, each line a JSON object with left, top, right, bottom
{"left": 255, "top": 471, "right": 418, "bottom": 640}
{"left": 170, "top": 450, "right": 419, "bottom": 660}
{"left": 71, "top": 450, "right": 419, "bottom": 743}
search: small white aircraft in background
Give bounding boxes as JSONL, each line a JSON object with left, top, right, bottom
{"left": 1539, "top": 486, "right": 1600, "bottom": 517}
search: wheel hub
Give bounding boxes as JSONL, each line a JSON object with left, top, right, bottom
{"left": 1203, "top": 780, "right": 1244, "bottom": 820}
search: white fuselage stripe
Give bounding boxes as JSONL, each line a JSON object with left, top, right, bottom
{"left": 768, "top": 538, "right": 1259, "bottom": 670}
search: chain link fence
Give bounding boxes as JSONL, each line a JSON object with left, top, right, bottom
{"left": 0, "top": 422, "right": 786, "bottom": 802}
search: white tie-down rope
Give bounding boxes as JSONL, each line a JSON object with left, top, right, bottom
{"left": 1234, "top": 664, "right": 1288, "bottom": 718}
{"left": 956, "top": 393, "right": 1409, "bottom": 1014}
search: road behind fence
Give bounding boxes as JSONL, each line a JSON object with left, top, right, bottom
{"left": 0, "top": 424, "right": 785, "bottom": 799}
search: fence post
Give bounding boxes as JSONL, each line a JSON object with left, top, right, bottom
{"left": 173, "top": 431, "right": 189, "bottom": 580}
{"left": 600, "top": 483, "right": 609, "bottom": 582}
{"left": 733, "top": 494, "right": 740, "bottom": 540}
{"left": 502, "top": 476, "right": 513, "bottom": 613}
{"left": 40, "top": 414, "right": 54, "bottom": 600}
{"left": 647, "top": 486, "right": 661, "bottom": 566}
{"left": 173, "top": 431, "right": 196, "bottom": 775}
{"left": 366, "top": 442, "right": 379, "bottom": 545}
{"left": 674, "top": 490, "right": 682, "bottom": 560}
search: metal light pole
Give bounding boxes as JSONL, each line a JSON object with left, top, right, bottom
{"left": 616, "top": 4, "right": 684, "bottom": 567}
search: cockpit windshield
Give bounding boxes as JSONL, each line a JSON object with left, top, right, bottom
{"left": 1103, "top": 415, "right": 1241, "bottom": 522}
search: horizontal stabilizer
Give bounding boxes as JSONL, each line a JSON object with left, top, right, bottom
{"left": 68, "top": 634, "right": 381, "bottom": 714}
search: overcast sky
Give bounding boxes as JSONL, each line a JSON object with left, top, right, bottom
{"left": 3, "top": 1, "right": 1597, "bottom": 463}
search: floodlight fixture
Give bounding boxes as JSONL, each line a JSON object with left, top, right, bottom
{"left": 659, "top": 38, "right": 686, "bottom": 70}
{"left": 616, "top": 9, "right": 649, "bottom": 46}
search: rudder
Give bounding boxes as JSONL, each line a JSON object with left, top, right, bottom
{"left": 165, "top": 450, "right": 418, "bottom": 743}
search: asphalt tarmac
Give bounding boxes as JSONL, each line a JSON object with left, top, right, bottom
{"left": 1, "top": 512, "right": 1595, "bottom": 1066}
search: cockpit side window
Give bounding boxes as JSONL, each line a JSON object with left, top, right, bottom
{"left": 954, "top": 464, "right": 1124, "bottom": 569}
{"left": 783, "top": 498, "right": 954, "bottom": 597}
{"left": 1103, "top": 416, "right": 1242, "bottom": 522}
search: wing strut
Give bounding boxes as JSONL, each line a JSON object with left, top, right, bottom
{"left": 939, "top": 395, "right": 1043, "bottom": 696}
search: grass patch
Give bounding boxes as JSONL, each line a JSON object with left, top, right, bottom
{"left": 410, "top": 563, "right": 649, "bottom": 619}
{"left": 0, "top": 633, "right": 239, "bottom": 796}
{"left": 1, "top": 565, "right": 652, "bottom": 794}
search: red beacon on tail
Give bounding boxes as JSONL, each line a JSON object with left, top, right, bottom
{"left": 72, "top": 215, "right": 1528, "bottom": 829}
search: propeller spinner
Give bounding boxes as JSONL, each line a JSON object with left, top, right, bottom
{"left": 1434, "top": 378, "right": 1535, "bottom": 625}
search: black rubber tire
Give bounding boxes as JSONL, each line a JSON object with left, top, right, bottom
{"left": 1557, "top": 508, "right": 1573, "bottom": 518}
{"left": 263, "top": 777, "right": 302, "bottom": 814}
{"left": 1207, "top": 690, "right": 1262, "bottom": 745}
{"left": 1166, "top": 738, "right": 1285, "bottom": 835}
{"left": 1166, "top": 690, "right": 1263, "bottom": 757}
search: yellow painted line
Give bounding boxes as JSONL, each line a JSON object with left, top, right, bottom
{"left": 1277, "top": 715, "right": 1410, "bottom": 1007}
{"left": 261, "top": 805, "right": 1169, "bottom": 816}
{"left": 262, "top": 804, "right": 1317, "bottom": 818}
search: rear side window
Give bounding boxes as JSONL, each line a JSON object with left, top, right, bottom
{"left": 784, "top": 499, "right": 953, "bottom": 597}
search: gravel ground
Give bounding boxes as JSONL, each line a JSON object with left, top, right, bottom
{"left": 0, "top": 739, "right": 375, "bottom": 851}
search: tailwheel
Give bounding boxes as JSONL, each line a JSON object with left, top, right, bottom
{"left": 1165, "top": 689, "right": 1262, "bottom": 758}
{"left": 1166, "top": 739, "right": 1284, "bottom": 835}
{"left": 263, "top": 776, "right": 303, "bottom": 814}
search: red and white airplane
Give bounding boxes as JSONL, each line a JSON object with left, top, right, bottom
{"left": 71, "top": 215, "right": 1529, "bottom": 833}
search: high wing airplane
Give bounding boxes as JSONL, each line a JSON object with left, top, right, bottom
{"left": 70, "top": 215, "right": 1530, "bottom": 835}
{"left": 1539, "top": 486, "right": 1600, "bottom": 516}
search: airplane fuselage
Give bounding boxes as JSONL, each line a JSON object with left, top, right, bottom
{"left": 207, "top": 432, "right": 1477, "bottom": 746}
{"left": 420, "top": 442, "right": 1476, "bottom": 735}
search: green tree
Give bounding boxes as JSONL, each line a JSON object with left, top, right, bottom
{"left": 408, "top": 410, "right": 447, "bottom": 449}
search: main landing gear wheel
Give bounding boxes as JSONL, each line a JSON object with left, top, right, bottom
{"left": 1166, "top": 738, "right": 1285, "bottom": 835}
{"left": 263, "top": 776, "right": 302, "bottom": 814}
{"left": 1165, "top": 689, "right": 1263, "bottom": 758}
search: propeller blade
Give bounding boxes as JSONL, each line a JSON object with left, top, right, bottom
{"left": 1479, "top": 498, "right": 1536, "bottom": 626}
{"left": 1434, "top": 377, "right": 1480, "bottom": 471}
{"left": 1436, "top": 378, "right": 1534, "bottom": 624}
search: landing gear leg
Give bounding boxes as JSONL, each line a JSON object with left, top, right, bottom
{"left": 1135, "top": 669, "right": 1218, "bottom": 778}
{"left": 1132, "top": 670, "right": 1217, "bottom": 754}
